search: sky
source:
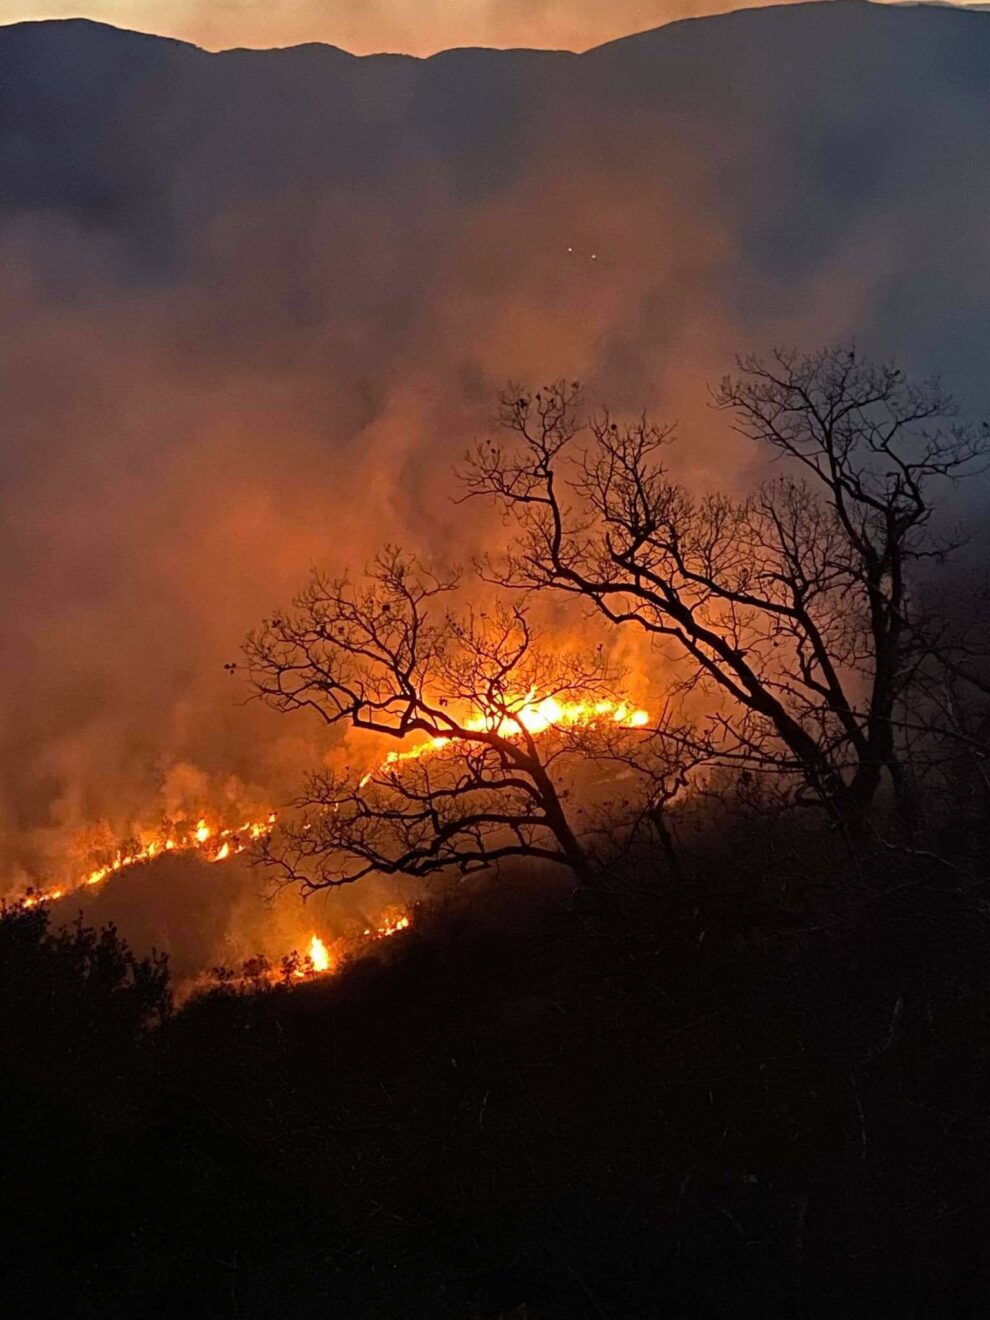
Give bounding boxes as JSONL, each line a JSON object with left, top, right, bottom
{"left": 0, "top": 0, "right": 978, "bottom": 55}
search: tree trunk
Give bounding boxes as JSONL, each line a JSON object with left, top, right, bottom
{"left": 528, "top": 760, "right": 595, "bottom": 889}
{"left": 647, "top": 804, "right": 682, "bottom": 881}
{"left": 887, "top": 756, "right": 922, "bottom": 836}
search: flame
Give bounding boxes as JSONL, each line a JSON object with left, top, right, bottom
{"left": 363, "top": 913, "right": 411, "bottom": 939}
{"left": 268, "top": 909, "right": 411, "bottom": 989}
{"left": 16, "top": 811, "right": 277, "bottom": 910}
{"left": 308, "top": 934, "right": 331, "bottom": 972}
{"left": 10, "top": 676, "right": 648, "bottom": 982}
{"left": 11, "top": 692, "right": 650, "bottom": 913}
{"left": 367, "top": 693, "right": 651, "bottom": 784}
{"left": 290, "top": 909, "right": 408, "bottom": 979}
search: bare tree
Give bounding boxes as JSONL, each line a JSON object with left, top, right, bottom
{"left": 242, "top": 547, "right": 679, "bottom": 891}
{"left": 460, "top": 349, "right": 987, "bottom": 834}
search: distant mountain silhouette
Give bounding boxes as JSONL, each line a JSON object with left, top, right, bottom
{"left": 0, "top": 4, "right": 986, "bottom": 357}
{"left": 1, "top": 5, "right": 987, "bottom": 308}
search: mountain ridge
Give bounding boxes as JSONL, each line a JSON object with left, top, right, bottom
{"left": 2, "top": 1, "right": 987, "bottom": 67}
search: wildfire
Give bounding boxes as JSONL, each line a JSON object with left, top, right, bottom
{"left": 364, "top": 913, "right": 411, "bottom": 939}
{"left": 293, "top": 911, "right": 409, "bottom": 980}
{"left": 10, "top": 801, "right": 411, "bottom": 999}
{"left": 308, "top": 934, "right": 331, "bottom": 973}
{"left": 14, "top": 692, "right": 651, "bottom": 909}
{"left": 366, "top": 694, "right": 650, "bottom": 783}
{"left": 10, "top": 688, "right": 648, "bottom": 981}
{"left": 17, "top": 811, "right": 277, "bottom": 910}
{"left": 216, "top": 907, "right": 413, "bottom": 995}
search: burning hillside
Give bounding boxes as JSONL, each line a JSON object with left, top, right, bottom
{"left": 8, "top": 813, "right": 415, "bottom": 996}
{"left": 18, "top": 811, "right": 277, "bottom": 910}
{"left": 12, "top": 686, "right": 649, "bottom": 902}
{"left": 197, "top": 909, "right": 414, "bottom": 997}
{"left": 4, "top": 682, "right": 652, "bottom": 993}
{"left": 3, "top": 3, "right": 988, "bottom": 928}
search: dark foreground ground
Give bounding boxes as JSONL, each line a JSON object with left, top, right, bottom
{"left": 1, "top": 819, "right": 987, "bottom": 1319}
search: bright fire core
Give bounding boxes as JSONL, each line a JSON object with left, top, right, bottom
{"left": 369, "top": 694, "right": 650, "bottom": 782}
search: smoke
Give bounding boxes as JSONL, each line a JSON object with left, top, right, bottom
{"left": 0, "top": 3, "right": 988, "bottom": 974}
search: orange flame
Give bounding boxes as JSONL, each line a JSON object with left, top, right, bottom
{"left": 16, "top": 812, "right": 277, "bottom": 910}
{"left": 276, "top": 909, "right": 410, "bottom": 986}
{"left": 365, "top": 694, "right": 650, "bottom": 784}
{"left": 363, "top": 913, "right": 411, "bottom": 939}
{"left": 308, "top": 934, "right": 331, "bottom": 973}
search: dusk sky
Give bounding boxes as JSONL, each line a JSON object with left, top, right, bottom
{"left": 0, "top": 0, "right": 974, "bottom": 55}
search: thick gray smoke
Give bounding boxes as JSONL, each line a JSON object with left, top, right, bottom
{"left": 1, "top": 3, "right": 988, "bottom": 973}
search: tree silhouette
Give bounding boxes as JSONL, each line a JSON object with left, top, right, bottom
{"left": 243, "top": 547, "right": 682, "bottom": 890}
{"left": 461, "top": 350, "right": 987, "bottom": 832}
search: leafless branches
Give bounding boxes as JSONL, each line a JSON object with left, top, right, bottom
{"left": 243, "top": 547, "right": 692, "bottom": 891}
{"left": 461, "top": 350, "right": 988, "bottom": 833}
{"left": 242, "top": 348, "right": 984, "bottom": 894}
